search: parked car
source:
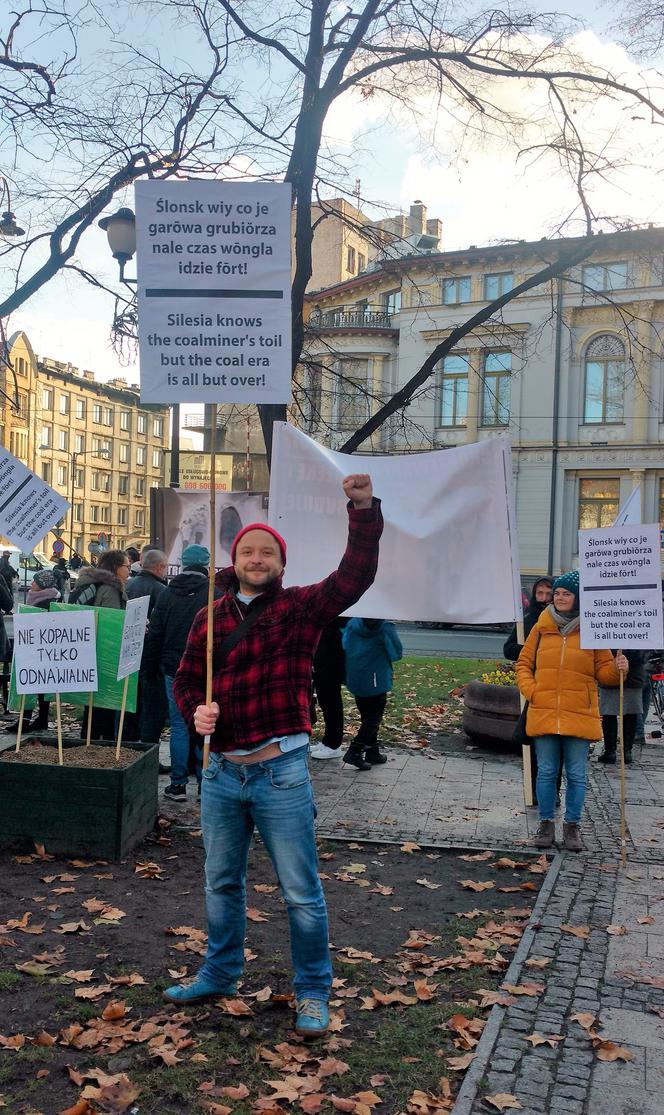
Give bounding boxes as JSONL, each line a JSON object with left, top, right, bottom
{"left": 2, "top": 547, "right": 56, "bottom": 602}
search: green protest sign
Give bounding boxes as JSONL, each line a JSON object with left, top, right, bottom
{"left": 8, "top": 603, "right": 138, "bottom": 714}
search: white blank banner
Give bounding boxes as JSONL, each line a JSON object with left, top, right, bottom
{"left": 268, "top": 424, "right": 522, "bottom": 624}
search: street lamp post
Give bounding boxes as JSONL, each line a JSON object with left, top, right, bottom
{"left": 98, "top": 206, "right": 180, "bottom": 488}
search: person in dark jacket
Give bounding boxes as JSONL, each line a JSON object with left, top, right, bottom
{"left": 310, "top": 618, "right": 347, "bottom": 760}
{"left": 143, "top": 544, "right": 220, "bottom": 798}
{"left": 0, "top": 569, "right": 12, "bottom": 665}
{"left": 69, "top": 552, "right": 83, "bottom": 571}
{"left": 503, "top": 577, "right": 554, "bottom": 661}
{"left": 70, "top": 550, "right": 130, "bottom": 740}
{"left": 342, "top": 618, "right": 402, "bottom": 770}
{"left": 0, "top": 552, "right": 18, "bottom": 590}
{"left": 125, "top": 549, "right": 168, "bottom": 614}
{"left": 597, "top": 649, "right": 646, "bottom": 765}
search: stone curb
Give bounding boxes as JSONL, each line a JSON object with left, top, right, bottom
{"left": 451, "top": 850, "right": 565, "bottom": 1115}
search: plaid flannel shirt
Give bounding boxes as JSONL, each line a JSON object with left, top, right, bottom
{"left": 173, "top": 499, "right": 383, "bottom": 752}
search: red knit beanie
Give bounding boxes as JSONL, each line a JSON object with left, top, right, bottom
{"left": 231, "top": 523, "right": 287, "bottom": 565}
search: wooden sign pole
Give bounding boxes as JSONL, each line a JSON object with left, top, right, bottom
{"left": 55, "top": 693, "right": 63, "bottom": 765}
{"left": 15, "top": 695, "right": 25, "bottom": 753}
{"left": 116, "top": 676, "right": 130, "bottom": 763}
{"left": 618, "top": 669, "right": 627, "bottom": 867}
{"left": 86, "top": 693, "right": 94, "bottom": 746}
{"left": 517, "top": 619, "right": 534, "bottom": 807}
{"left": 203, "top": 403, "right": 218, "bottom": 772}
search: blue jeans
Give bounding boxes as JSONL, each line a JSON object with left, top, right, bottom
{"left": 164, "top": 674, "right": 198, "bottom": 786}
{"left": 534, "top": 735, "right": 588, "bottom": 823}
{"left": 199, "top": 747, "right": 331, "bottom": 1001}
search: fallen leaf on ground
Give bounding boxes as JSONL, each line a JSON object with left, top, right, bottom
{"left": 247, "top": 908, "right": 270, "bottom": 922}
{"left": 606, "top": 925, "right": 627, "bottom": 936}
{"left": 63, "top": 970, "right": 95, "bottom": 983}
{"left": 525, "top": 1032, "right": 564, "bottom": 1047}
{"left": 484, "top": 1095, "right": 522, "bottom": 1112}
{"left": 570, "top": 1012, "right": 596, "bottom": 1030}
{"left": 560, "top": 924, "right": 590, "bottom": 939}
{"left": 447, "top": 1051, "right": 476, "bottom": 1070}
{"left": 501, "top": 983, "right": 544, "bottom": 997}
{"left": 400, "top": 842, "right": 421, "bottom": 853}
{"left": 458, "top": 851, "right": 493, "bottom": 862}
{"left": 524, "top": 957, "right": 550, "bottom": 970}
{"left": 636, "top": 916, "right": 655, "bottom": 925}
{"left": 417, "top": 878, "right": 441, "bottom": 890}
{"left": 460, "top": 880, "right": 494, "bottom": 892}
{"left": 216, "top": 998, "right": 253, "bottom": 1016}
{"left": 594, "top": 1041, "right": 634, "bottom": 1062}
{"left": 101, "top": 1001, "right": 127, "bottom": 1021}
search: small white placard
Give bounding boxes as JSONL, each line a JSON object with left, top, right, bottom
{"left": 135, "top": 179, "right": 292, "bottom": 404}
{"left": 117, "top": 595, "right": 150, "bottom": 681}
{"left": 14, "top": 611, "right": 98, "bottom": 694}
{"left": 0, "top": 447, "right": 70, "bottom": 551}
{"left": 579, "top": 525, "right": 664, "bottom": 648}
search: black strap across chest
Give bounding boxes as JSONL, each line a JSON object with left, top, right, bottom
{"left": 213, "top": 593, "right": 273, "bottom": 672}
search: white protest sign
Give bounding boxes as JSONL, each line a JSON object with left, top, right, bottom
{"left": 135, "top": 179, "right": 292, "bottom": 404}
{"left": 13, "top": 611, "right": 97, "bottom": 694}
{"left": 0, "top": 446, "right": 70, "bottom": 552}
{"left": 269, "top": 424, "right": 522, "bottom": 624}
{"left": 612, "top": 484, "right": 642, "bottom": 527}
{"left": 579, "top": 525, "right": 664, "bottom": 648}
{"left": 117, "top": 595, "right": 150, "bottom": 681}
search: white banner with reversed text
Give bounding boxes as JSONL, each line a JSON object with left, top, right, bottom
{"left": 117, "top": 595, "right": 150, "bottom": 681}
{"left": 135, "top": 180, "right": 292, "bottom": 404}
{"left": 579, "top": 525, "right": 664, "bottom": 649}
{"left": 13, "top": 611, "right": 98, "bottom": 694}
{"left": 268, "top": 424, "right": 522, "bottom": 624}
{"left": 0, "top": 446, "right": 70, "bottom": 552}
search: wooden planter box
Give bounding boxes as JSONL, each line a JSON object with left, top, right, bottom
{"left": 0, "top": 736, "right": 159, "bottom": 860}
{"left": 462, "top": 680, "right": 521, "bottom": 747}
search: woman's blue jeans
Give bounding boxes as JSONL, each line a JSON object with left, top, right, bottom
{"left": 198, "top": 747, "right": 331, "bottom": 1002}
{"left": 534, "top": 735, "right": 588, "bottom": 823}
{"left": 164, "top": 675, "right": 197, "bottom": 786}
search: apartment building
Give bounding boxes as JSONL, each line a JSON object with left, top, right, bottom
{"left": 301, "top": 226, "right": 664, "bottom": 577}
{"left": 1, "top": 330, "right": 169, "bottom": 557}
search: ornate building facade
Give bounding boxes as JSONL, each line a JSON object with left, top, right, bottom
{"left": 301, "top": 227, "right": 664, "bottom": 577}
{"left": 1, "top": 331, "right": 169, "bottom": 557}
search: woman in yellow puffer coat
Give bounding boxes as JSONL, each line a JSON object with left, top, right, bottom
{"left": 516, "top": 570, "right": 628, "bottom": 853}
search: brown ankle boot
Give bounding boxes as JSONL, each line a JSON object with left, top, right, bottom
{"left": 563, "top": 822, "right": 583, "bottom": 852}
{"left": 534, "top": 820, "right": 555, "bottom": 848}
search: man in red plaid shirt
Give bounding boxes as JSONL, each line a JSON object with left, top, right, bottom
{"left": 165, "top": 474, "right": 382, "bottom": 1036}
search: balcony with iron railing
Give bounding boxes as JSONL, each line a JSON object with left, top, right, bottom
{"left": 308, "top": 309, "right": 395, "bottom": 331}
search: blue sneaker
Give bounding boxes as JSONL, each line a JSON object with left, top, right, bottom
{"left": 163, "top": 974, "right": 237, "bottom": 1005}
{"left": 295, "top": 998, "right": 329, "bottom": 1037}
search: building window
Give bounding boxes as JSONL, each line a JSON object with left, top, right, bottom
{"left": 136, "top": 478, "right": 145, "bottom": 497}
{"left": 118, "top": 476, "right": 129, "bottom": 496}
{"left": 381, "top": 289, "right": 401, "bottom": 316}
{"left": 58, "top": 429, "right": 69, "bottom": 451}
{"left": 137, "top": 414, "right": 147, "bottom": 435}
{"left": 104, "top": 407, "right": 113, "bottom": 426}
{"left": 74, "top": 503, "right": 83, "bottom": 523}
{"left": 75, "top": 399, "right": 85, "bottom": 420}
{"left": 481, "top": 352, "right": 511, "bottom": 426}
{"left": 101, "top": 505, "right": 110, "bottom": 524}
{"left": 16, "top": 392, "right": 28, "bottom": 420}
{"left": 75, "top": 468, "right": 84, "bottom": 488}
{"left": 118, "top": 507, "right": 128, "bottom": 526}
{"left": 57, "top": 465, "right": 68, "bottom": 487}
{"left": 484, "top": 272, "right": 513, "bottom": 300}
{"left": 152, "top": 449, "right": 162, "bottom": 469}
{"left": 136, "top": 446, "right": 146, "bottom": 466}
{"left": 120, "top": 410, "right": 130, "bottom": 432}
{"left": 42, "top": 462, "right": 52, "bottom": 484}
{"left": 347, "top": 246, "right": 356, "bottom": 273}
{"left": 91, "top": 472, "right": 100, "bottom": 491}
{"left": 583, "top": 334, "right": 625, "bottom": 423}
{"left": 335, "top": 358, "right": 370, "bottom": 430}
{"left": 582, "top": 261, "right": 628, "bottom": 292}
{"left": 75, "top": 434, "right": 85, "bottom": 454}
{"left": 90, "top": 505, "right": 100, "bottom": 523}
{"left": 135, "top": 509, "right": 145, "bottom": 529}
{"left": 153, "top": 417, "right": 164, "bottom": 439}
{"left": 119, "top": 443, "right": 129, "bottom": 464}
{"left": 578, "top": 478, "right": 620, "bottom": 529}
{"left": 41, "top": 425, "right": 52, "bottom": 448}
{"left": 42, "top": 388, "right": 53, "bottom": 410}
{"left": 358, "top": 252, "right": 366, "bottom": 272}
{"left": 59, "top": 393, "right": 70, "bottom": 415}
{"left": 93, "top": 404, "right": 102, "bottom": 424}
{"left": 443, "top": 276, "right": 472, "bottom": 304}
{"left": 439, "top": 355, "right": 469, "bottom": 427}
